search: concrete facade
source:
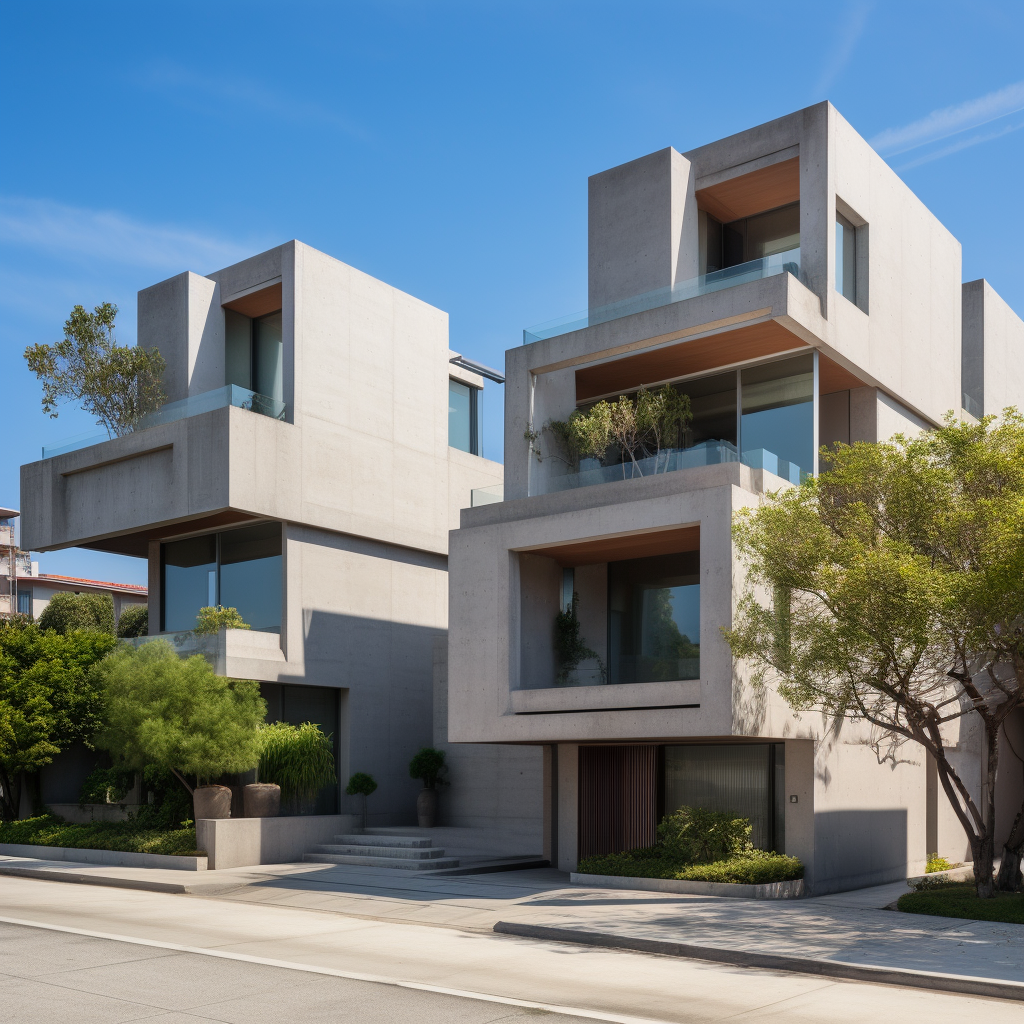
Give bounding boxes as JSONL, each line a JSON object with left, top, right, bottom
{"left": 21, "top": 241, "right": 515, "bottom": 832}
{"left": 449, "top": 102, "right": 1024, "bottom": 892}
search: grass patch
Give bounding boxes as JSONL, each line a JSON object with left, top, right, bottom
{"left": 897, "top": 883, "right": 1024, "bottom": 924}
{"left": 578, "top": 846, "right": 803, "bottom": 884}
{"left": 0, "top": 814, "right": 201, "bottom": 857}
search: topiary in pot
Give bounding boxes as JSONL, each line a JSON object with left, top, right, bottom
{"left": 253, "top": 721, "right": 337, "bottom": 817}
{"left": 408, "top": 747, "right": 449, "bottom": 827}
{"left": 345, "top": 772, "right": 377, "bottom": 832}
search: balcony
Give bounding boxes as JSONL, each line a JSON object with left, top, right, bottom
{"left": 122, "top": 627, "right": 286, "bottom": 681}
{"left": 41, "top": 385, "right": 285, "bottom": 460}
{"left": 523, "top": 249, "right": 800, "bottom": 345}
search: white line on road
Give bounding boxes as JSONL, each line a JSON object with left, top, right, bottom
{"left": 0, "top": 913, "right": 678, "bottom": 1024}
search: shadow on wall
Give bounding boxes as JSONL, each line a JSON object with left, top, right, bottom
{"left": 282, "top": 609, "right": 446, "bottom": 828}
{"left": 814, "top": 808, "right": 907, "bottom": 894}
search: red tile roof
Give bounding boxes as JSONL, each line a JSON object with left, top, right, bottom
{"left": 17, "top": 572, "right": 147, "bottom": 594}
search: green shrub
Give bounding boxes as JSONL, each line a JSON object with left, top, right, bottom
{"left": 38, "top": 592, "right": 115, "bottom": 636}
{"left": 408, "top": 747, "right": 448, "bottom": 789}
{"left": 657, "top": 806, "right": 752, "bottom": 863}
{"left": 116, "top": 605, "right": 148, "bottom": 638}
{"left": 925, "top": 852, "right": 956, "bottom": 873}
{"left": 257, "top": 721, "right": 337, "bottom": 801}
{"left": 346, "top": 772, "right": 377, "bottom": 797}
{"left": 79, "top": 765, "right": 136, "bottom": 804}
{"left": 578, "top": 846, "right": 803, "bottom": 884}
{"left": 0, "top": 814, "right": 200, "bottom": 857}
{"left": 193, "top": 606, "right": 250, "bottom": 635}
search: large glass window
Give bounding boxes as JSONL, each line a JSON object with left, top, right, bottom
{"left": 224, "top": 308, "right": 284, "bottom": 406}
{"left": 836, "top": 213, "right": 856, "bottom": 301}
{"left": 664, "top": 743, "right": 785, "bottom": 851}
{"left": 719, "top": 202, "right": 800, "bottom": 269}
{"left": 161, "top": 523, "right": 282, "bottom": 633}
{"left": 449, "top": 378, "right": 480, "bottom": 454}
{"left": 608, "top": 551, "right": 700, "bottom": 684}
{"left": 741, "top": 353, "right": 814, "bottom": 479}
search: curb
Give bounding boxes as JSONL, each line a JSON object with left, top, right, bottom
{"left": 493, "top": 921, "right": 1024, "bottom": 1002}
{"left": 0, "top": 864, "right": 190, "bottom": 894}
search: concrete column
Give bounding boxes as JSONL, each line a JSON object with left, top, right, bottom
{"left": 542, "top": 744, "right": 558, "bottom": 865}
{"left": 147, "top": 540, "right": 161, "bottom": 634}
{"left": 784, "top": 738, "right": 815, "bottom": 889}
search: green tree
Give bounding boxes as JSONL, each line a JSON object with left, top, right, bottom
{"left": 24, "top": 302, "right": 166, "bottom": 437}
{"left": 0, "top": 620, "right": 116, "bottom": 818}
{"left": 408, "top": 747, "right": 449, "bottom": 790}
{"left": 724, "top": 412, "right": 1024, "bottom": 897}
{"left": 38, "top": 592, "right": 115, "bottom": 636}
{"left": 116, "top": 605, "right": 148, "bottom": 639}
{"left": 93, "top": 641, "right": 265, "bottom": 796}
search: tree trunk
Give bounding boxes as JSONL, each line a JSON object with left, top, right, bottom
{"left": 996, "top": 808, "right": 1024, "bottom": 891}
{"left": 0, "top": 764, "right": 19, "bottom": 821}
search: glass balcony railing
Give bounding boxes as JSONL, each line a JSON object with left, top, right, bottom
{"left": 531, "top": 440, "right": 809, "bottom": 497}
{"left": 41, "top": 385, "right": 286, "bottom": 459}
{"left": 523, "top": 248, "right": 800, "bottom": 344}
{"left": 470, "top": 483, "right": 504, "bottom": 506}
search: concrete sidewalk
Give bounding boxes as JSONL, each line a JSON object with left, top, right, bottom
{"left": 2, "top": 853, "right": 1022, "bottom": 998}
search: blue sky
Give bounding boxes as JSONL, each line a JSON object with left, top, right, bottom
{"left": 2, "top": 0, "right": 1022, "bottom": 586}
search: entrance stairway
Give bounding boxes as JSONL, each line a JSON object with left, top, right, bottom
{"left": 303, "top": 831, "right": 460, "bottom": 871}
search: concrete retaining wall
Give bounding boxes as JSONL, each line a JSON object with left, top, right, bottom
{"left": 571, "top": 871, "right": 805, "bottom": 899}
{"left": 195, "top": 813, "right": 357, "bottom": 869}
{"left": 0, "top": 843, "right": 206, "bottom": 871}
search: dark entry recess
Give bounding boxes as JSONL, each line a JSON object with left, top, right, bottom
{"left": 578, "top": 745, "right": 658, "bottom": 860}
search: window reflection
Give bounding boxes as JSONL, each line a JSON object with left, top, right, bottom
{"left": 161, "top": 523, "right": 282, "bottom": 633}
{"left": 741, "top": 354, "right": 814, "bottom": 479}
{"left": 608, "top": 552, "right": 700, "bottom": 684}
{"left": 449, "top": 379, "right": 480, "bottom": 454}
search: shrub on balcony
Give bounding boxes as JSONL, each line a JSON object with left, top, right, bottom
{"left": 554, "top": 592, "right": 605, "bottom": 685}
{"left": 93, "top": 641, "right": 265, "bottom": 797}
{"left": 193, "top": 606, "right": 250, "bottom": 635}
{"left": 38, "top": 592, "right": 115, "bottom": 636}
{"left": 24, "top": 302, "right": 166, "bottom": 437}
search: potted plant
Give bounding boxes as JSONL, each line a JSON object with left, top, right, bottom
{"left": 251, "top": 721, "right": 337, "bottom": 817}
{"left": 345, "top": 772, "right": 377, "bottom": 831}
{"left": 408, "top": 747, "right": 448, "bottom": 827}
{"left": 93, "top": 641, "right": 264, "bottom": 820}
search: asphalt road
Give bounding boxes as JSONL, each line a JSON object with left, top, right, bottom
{"left": 0, "top": 876, "right": 1019, "bottom": 1024}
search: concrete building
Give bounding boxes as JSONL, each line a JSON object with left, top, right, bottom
{"left": 1, "top": 506, "right": 147, "bottom": 622}
{"left": 447, "top": 102, "right": 1024, "bottom": 892}
{"left": 20, "top": 240, "right": 508, "bottom": 826}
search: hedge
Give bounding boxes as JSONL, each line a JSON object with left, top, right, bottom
{"left": 578, "top": 846, "right": 803, "bottom": 884}
{"left": 0, "top": 814, "right": 201, "bottom": 857}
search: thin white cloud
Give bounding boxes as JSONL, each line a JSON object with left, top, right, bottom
{"left": 814, "top": 2, "right": 873, "bottom": 98}
{"left": 894, "top": 120, "right": 1024, "bottom": 171}
{"left": 0, "top": 197, "right": 254, "bottom": 273}
{"left": 871, "top": 81, "right": 1024, "bottom": 156}
{"left": 142, "top": 62, "right": 368, "bottom": 140}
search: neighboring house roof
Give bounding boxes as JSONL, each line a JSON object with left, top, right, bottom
{"left": 16, "top": 572, "right": 147, "bottom": 595}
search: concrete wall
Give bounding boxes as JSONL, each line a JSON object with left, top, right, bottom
{"left": 962, "top": 279, "right": 1024, "bottom": 417}
{"left": 195, "top": 814, "right": 357, "bottom": 869}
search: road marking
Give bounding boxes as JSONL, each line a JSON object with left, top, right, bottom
{"left": 0, "top": 913, "right": 674, "bottom": 1024}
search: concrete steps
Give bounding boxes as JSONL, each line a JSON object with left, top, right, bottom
{"left": 303, "top": 831, "right": 460, "bottom": 871}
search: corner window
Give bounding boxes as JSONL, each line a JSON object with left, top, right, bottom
{"left": 449, "top": 379, "right": 481, "bottom": 455}
{"left": 161, "top": 522, "right": 282, "bottom": 633}
{"left": 608, "top": 552, "right": 700, "bottom": 684}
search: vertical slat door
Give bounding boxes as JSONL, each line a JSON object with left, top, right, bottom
{"left": 578, "top": 744, "right": 658, "bottom": 860}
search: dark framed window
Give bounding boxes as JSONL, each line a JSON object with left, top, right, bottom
{"left": 225, "top": 308, "right": 284, "bottom": 405}
{"left": 449, "top": 378, "right": 481, "bottom": 455}
{"left": 161, "top": 522, "right": 282, "bottom": 633}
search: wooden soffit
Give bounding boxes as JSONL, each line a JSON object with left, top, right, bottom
{"left": 696, "top": 157, "right": 800, "bottom": 222}
{"left": 818, "top": 354, "right": 864, "bottom": 396}
{"left": 521, "top": 526, "right": 700, "bottom": 568}
{"left": 575, "top": 320, "right": 807, "bottom": 402}
{"left": 222, "top": 282, "right": 283, "bottom": 319}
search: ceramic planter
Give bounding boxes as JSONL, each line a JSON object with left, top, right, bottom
{"left": 193, "top": 784, "right": 232, "bottom": 819}
{"left": 243, "top": 783, "right": 281, "bottom": 818}
{"left": 416, "top": 786, "right": 438, "bottom": 827}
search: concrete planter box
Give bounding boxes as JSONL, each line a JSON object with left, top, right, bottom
{"left": 571, "top": 871, "right": 805, "bottom": 899}
{"left": 196, "top": 813, "right": 357, "bottom": 869}
{"left": 48, "top": 803, "right": 145, "bottom": 824}
{"left": 907, "top": 864, "right": 974, "bottom": 885}
{"left": 0, "top": 842, "right": 206, "bottom": 871}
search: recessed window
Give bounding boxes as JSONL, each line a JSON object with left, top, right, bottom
{"left": 608, "top": 551, "right": 700, "bottom": 684}
{"left": 161, "top": 522, "right": 282, "bottom": 633}
{"left": 835, "top": 212, "right": 857, "bottom": 302}
{"left": 225, "top": 309, "right": 284, "bottom": 405}
{"left": 17, "top": 588, "right": 32, "bottom": 616}
{"left": 449, "top": 379, "right": 481, "bottom": 455}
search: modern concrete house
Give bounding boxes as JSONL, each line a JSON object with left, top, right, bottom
{"left": 20, "top": 240, "right": 505, "bottom": 825}
{"left": 447, "top": 102, "right": 1024, "bottom": 892}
